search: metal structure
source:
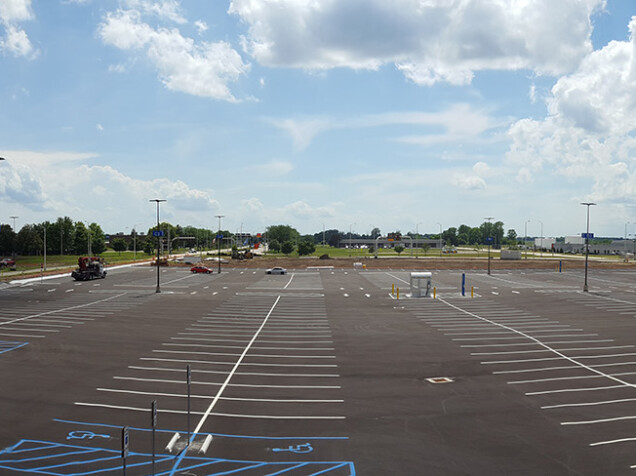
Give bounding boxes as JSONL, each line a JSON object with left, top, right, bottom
{"left": 215, "top": 215, "right": 224, "bottom": 274}
{"left": 581, "top": 202, "right": 596, "bottom": 292}
{"left": 150, "top": 199, "right": 166, "bottom": 293}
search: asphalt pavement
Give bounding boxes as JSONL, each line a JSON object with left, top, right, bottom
{"left": 0, "top": 265, "right": 635, "bottom": 475}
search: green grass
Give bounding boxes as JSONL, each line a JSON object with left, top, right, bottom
{"left": 5, "top": 250, "right": 155, "bottom": 269}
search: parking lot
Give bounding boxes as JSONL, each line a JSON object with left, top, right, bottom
{"left": 0, "top": 264, "right": 635, "bottom": 474}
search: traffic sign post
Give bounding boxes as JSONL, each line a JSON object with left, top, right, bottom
{"left": 186, "top": 365, "right": 192, "bottom": 446}
{"left": 151, "top": 400, "right": 157, "bottom": 475}
{"left": 121, "top": 426, "right": 129, "bottom": 476}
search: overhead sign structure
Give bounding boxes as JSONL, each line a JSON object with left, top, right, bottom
{"left": 152, "top": 230, "right": 164, "bottom": 237}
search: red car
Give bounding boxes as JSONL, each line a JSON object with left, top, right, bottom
{"left": 190, "top": 265, "right": 213, "bottom": 274}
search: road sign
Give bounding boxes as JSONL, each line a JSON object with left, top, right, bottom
{"left": 151, "top": 400, "right": 157, "bottom": 427}
{"left": 216, "top": 234, "right": 223, "bottom": 239}
{"left": 121, "top": 426, "right": 129, "bottom": 458}
{"left": 152, "top": 230, "right": 164, "bottom": 237}
{"left": 581, "top": 233, "right": 594, "bottom": 239}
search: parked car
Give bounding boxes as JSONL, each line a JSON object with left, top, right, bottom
{"left": 0, "top": 258, "right": 16, "bottom": 270}
{"left": 266, "top": 267, "right": 287, "bottom": 275}
{"left": 191, "top": 265, "right": 213, "bottom": 274}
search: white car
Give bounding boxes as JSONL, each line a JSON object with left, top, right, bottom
{"left": 266, "top": 267, "right": 287, "bottom": 275}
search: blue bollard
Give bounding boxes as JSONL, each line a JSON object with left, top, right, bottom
{"left": 462, "top": 273, "right": 465, "bottom": 296}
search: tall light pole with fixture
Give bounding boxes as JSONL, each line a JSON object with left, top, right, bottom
{"left": 215, "top": 215, "right": 224, "bottom": 274}
{"left": 416, "top": 222, "right": 422, "bottom": 258}
{"left": 485, "top": 217, "right": 494, "bottom": 275}
{"left": 348, "top": 223, "right": 356, "bottom": 257}
{"left": 150, "top": 199, "right": 166, "bottom": 293}
{"left": 437, "top": 222, "right": 442, "bottom": 256}
{"left": 538, "top": 220, "right": 544, "bottom": 257}
{"left": 10, "top": 216, "right": 18, "bottom": 258}
{"left": 581, "top": 202, "right": 596, "bottom": 292}
{"left": 524, "top": 219, "right": 530, "bottom": 259}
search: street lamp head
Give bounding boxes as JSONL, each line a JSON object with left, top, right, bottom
{"left": 0, "top": 157, "right": 5, "bottom": 160}
{"left": 580, "top": 202, "right": 597, "bottom": 206}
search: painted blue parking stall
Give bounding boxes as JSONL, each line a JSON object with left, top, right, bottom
{"left": 0, "top": 438, "right": 355, "bottom": 475}
{"left": 0, "top": 340, "right": 27, "bottom": 354}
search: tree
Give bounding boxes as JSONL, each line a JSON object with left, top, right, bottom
{"left": 468, "top": 227, "right": 482, "bottom": 245}
{"left": 16, "top": 224, "right": 43, "bottom": 255}
{"left": 457, "top": 224, "right": 471, "bottom": 245}
{"left": 269, "top": 239, "right": 281, "bottom": 253}
{"left": 281, "top": 241, "right": 295, "bottom": 255}
{"left": 421, "top": 243, "right": 430, "bottom": 256}
{"left": 370, "top": 227, "right": 381, "bottom": 239}
{"left": 0, "top": 224, "right": 16, "bottom": 256}
{"left": 73, "top": 222, "right": 89, "bottom": 254}
{"left": 394, "top": 245, "right": 405, "bottom": 255}
{"left": 111, "top": 238, "right": 127, "bottom": 254}
{"left": 298, "top": 240, "right": 316, "bottom": 256}
{"left": 479, "top": 221, "right": 504, "bottom": 247}
{"left": 267, "top": 225, "right": 300, "bottom": 245}
{"left": 505, "top": 228, "right": 518, "bottom": 246}
{"left": 142, "top": 240, "right": 155, "bottom": 255}
{"left": 442, "top": 227, "right": 458, "bottom": 246}
{"left": 89, "top": 223, "right": 106, "bottom": 254}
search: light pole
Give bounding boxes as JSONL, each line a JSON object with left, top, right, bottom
{"left": 625, "top": 222, "right": 631, "bottom": 257}
{"left": 150, "top": 199, "right": 166, "bottom": 293}
{"left": 215, "top": 215, "right": 224, "bottom": 274}
{"left": 524, "top": 220, "right": 530, "bottom": 259}
{"left": 348, "top": 223, "right": 355, "bottom": 257}
{"left": 43, "top": 224, "right": 47, "bottom": 271}
{"left": 538, "top": 220, "right": 544, "bottom": 257}
{"left": 437, "top": 222, "right": 442, "bottom": 256}
{"left": 10, "top": 216, "right": 18, "bottom": 258}
{"left": 581, "top": 202, "right": 596, "bottom": 292}
{"left": 485, "top": 217, "right": 494, "bottom": 275}
{"left": 132, "top": 224, "right": 138, "bottom": 261}
{"left": 416, "top": 222, "right": 422, "bottom": 258}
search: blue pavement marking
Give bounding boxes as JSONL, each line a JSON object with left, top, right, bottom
{"left": 0, "top": 440, "right": 356, "bottom": 475}
{"left": 53, "top": 419, "right": 349, "bottom": 441}
{"left": 0, "top": 340, "right": 28, "bottom": 354}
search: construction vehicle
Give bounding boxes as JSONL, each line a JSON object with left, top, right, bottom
{"left": 71, "top": 256, "right": 107, "bottom": 281}
{"left": 231, "top": 249, "right": 253, "bottom": 260}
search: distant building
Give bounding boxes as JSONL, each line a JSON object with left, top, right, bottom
{"left": 565, "top": 235, "right": 585, "bottom": 245}
{"left": 534, "top": 238, "right": 556, "bottom": 250}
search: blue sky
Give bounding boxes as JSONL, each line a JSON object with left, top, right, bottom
{"left": 1, "top": 0, "right": 636, "bottom": 239}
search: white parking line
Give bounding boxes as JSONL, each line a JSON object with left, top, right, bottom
{"left": 439, "top": 298, "right": 636, "bottom": 390}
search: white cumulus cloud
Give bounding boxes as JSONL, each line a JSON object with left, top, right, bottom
{"left": 229, "top": 0, "right": 604, "bottom": 85}
{"left": 99, "top": 5, "right": 250, "bottom": 101}
{"left": 0, "top": 150, "right": 221, "bottom": 231}
{"left": 0, "top": 0, "right": 37, "bottom": 58}
{"left": 506, "top": 17, "right": 636, "bottom": 207}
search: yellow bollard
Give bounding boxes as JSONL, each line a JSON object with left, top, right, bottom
{"left": 392, "top": 283, "right": 395, "bottom": 295}
{"left": 397, "top": 287, "right": 400, "bottom": 300}
{"left": 433, "top": 287, "right": 436, "bottom": 299}
{"left": 471, "top": 286, "right": 474, "bottom": 298}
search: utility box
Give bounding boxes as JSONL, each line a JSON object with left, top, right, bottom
{"left": 410, "top": 271, "right": 432, "bottom": 298}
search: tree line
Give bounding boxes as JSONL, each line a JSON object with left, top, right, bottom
{"left": 0, "top": 217, "right": 107, "bottom": 256}
{"left": 0, "top": 218, "right": 520, "bottom": 258}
